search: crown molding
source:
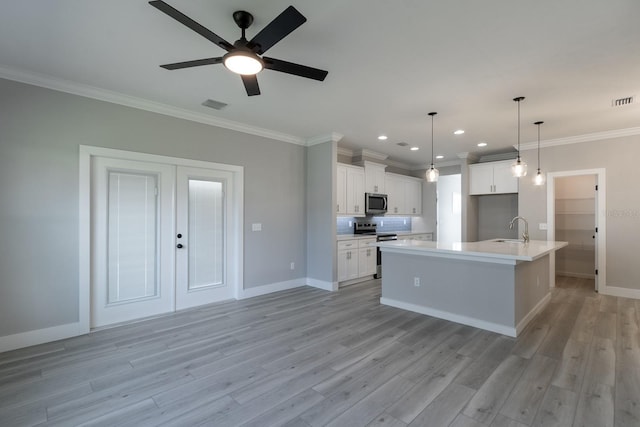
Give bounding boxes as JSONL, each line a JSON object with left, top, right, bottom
{"left": 518, "top": 126, "right": 640, "bottom": 151}
{"left": 337, "top": 146, "right": 354, "bottom": 157}
{"left": 307, "top": 132, "right": 344, "bottom": 146}
{"left": 0, "top": 65, "right": 306, "bottom": 146}
{"left": 353, "top": 148, "right": 389, "bottom": 161}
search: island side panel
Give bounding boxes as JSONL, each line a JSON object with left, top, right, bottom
{"left": 380, "top": 252, "right": 517, "bottom": 336}
{"left": 514, "top": 255, "right": 551, "bottom": 334}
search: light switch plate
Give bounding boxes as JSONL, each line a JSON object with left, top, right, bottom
{"left": 539, "top": 223, "right": 548, "bottom": 230}
{"left": 252, "top": 223, "right": 262, "bottom": 231}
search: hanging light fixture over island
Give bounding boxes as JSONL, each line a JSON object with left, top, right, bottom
{"left": 426, "top": 112, "right": 439, "bottom": 183}
{"left": 511, "top": 97, "right": 528, "bottom": 178}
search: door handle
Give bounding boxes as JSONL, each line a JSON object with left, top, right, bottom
{"left": 176, "top": 244, "right": 184, "bottom": 249}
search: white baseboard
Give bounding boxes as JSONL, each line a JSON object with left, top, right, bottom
{"left": 0, "top": 322, "right": 86, "bottom": 354}
{"left": 557, "top": 271, "right": 595, "bottom": 279}
{"left": 515, "top": 293, "right": 551, "bottom": 336}
{"left": 380, "top": 297, "right": 517, "bottom": 337}
{"left": 239, "top": 278, "right": 306, "bottom": 299}
{"left": 306, "top": 278, "right": 338, "bottom": 291}
{"left": 600, "top": 285, "right": 640, "bottom": 299}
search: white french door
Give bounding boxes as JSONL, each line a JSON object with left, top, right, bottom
{"left": 175, "top": 166, "right": 234, "bottom": 309}
{"left": 90, "top": 156, "right": 238, "bottom": 328}
{"left": 91, "top": 157, "right": 176, "bottom": 327}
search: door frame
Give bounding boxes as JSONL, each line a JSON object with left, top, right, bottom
{"left": 79, "top": 145, "right": 244, "bottom": 333}
{"left": 546, "top": 168, "right": 605, "bottom": 291}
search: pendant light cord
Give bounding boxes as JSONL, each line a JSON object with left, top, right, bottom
{"left": 535, "top": 121, "right": 543, "bottom": 170}
{"left": 513, "top": 97, "right": 525, "bottom": 160}
{"left": 428, "top": 112, "right": 437, "bottom": 166}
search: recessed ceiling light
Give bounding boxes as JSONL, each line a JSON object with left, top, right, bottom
{"left": 477, "top": 142, "right": 488, "bottom": 147}
{"left": 410, "top": 147, "right": 419, "bottom": 151}
{"left": 454, "top": 129, "right": 465, "bottom": 135}
{"left": 436, "top": 155, "right": 444, "bottom": 159}
{"left": 378, "top": 135, "right": 388, "bottom": 141}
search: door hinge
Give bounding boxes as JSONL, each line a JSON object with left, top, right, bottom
{"left": 595, "top": 227, "right": 598, "bottom": 233}
{"left": 595, "top": 269, "right": 599, "bottom": 275}
{"left": 595, "top": 185, "right": 598, "bottom": 191}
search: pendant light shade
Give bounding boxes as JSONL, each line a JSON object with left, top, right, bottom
{"left": 426, "top": 112, "right": 439, "bottom": 183}
{"left": 533, "top": 121, "right": 545, "bottom": 185}
{"left": 511, "top": 97, "right": 528, "bottom": 177}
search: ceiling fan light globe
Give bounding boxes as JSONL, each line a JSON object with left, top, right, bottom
{"left": 223, "top": 51, "right": 264, "bottom": 75}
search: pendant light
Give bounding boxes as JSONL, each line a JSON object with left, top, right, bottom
{"left": 511, "top": 96, "right": 528, "bottom": 177}
{"left": 533, "top": 121, "right": 545, "bottom": 185}
{"left": 426, "top": 112, "right": 439, "bottom": 182}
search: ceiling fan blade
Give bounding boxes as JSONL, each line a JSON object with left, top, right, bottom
{"left": 160, "top": 57, "right": 223, "bottom": 70}
{"left": 241, "top": 75, "right": 261, "bottom": 96}
{"left": 149, "top": 0, "right": 233, "bottom": 51}
{"left": 247, "top": 6, "right": 306, "bottom": 55}
{"left": 263, "top": 57, "right": 328, "bottom": 81}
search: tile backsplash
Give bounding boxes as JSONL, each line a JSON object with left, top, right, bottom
{"left": 337, "top": 217, "right": 412, "bottom": 234}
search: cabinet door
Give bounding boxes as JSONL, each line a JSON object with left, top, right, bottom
{"left": 493, "top": 162, "right": 518, "bottom": 194}
{"left": 469, "top": 163, "right": 494, "bottom": 195}
{"left": 404, "top": 179, "right": 422, "bottom": 215}
{"left": 365, "top": 164, "right": 387, "bottom": 194}
{"left": 337, "top": 249, "right": 349, "bottom": 282}
{"left": 346, "top": 250, "right": 359, "bottom": 280}
{"left": 336, "top": 165, "right": 347, "bottom": 214}
{"left": 347, "top": 168, "right": 365, "bottom": 215}
{"left": 386, "top": 175, "right": 404, "bottom": 214}
{"left": 358, "top": 247, "right": 376, "bottom": 277}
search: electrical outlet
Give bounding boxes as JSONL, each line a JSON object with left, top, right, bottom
{"left": 403, "top": 219, "right": 407, "bottom": 225}
{"left": 290, "top": 262, "right": 295, "bottom": 270}
{"left": 380, "top": 220, "right": 384, "bottom": 227}
{"left": 252, "top": 223, "right": 262, "bottom": 231}
{"left": 348, "top": 220, "right": 353, "bottom": 227}
{"left": 414, "top": 277, "right": 420, "bottom": 287}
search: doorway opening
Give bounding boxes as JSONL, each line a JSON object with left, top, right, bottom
{"left": 547, "top": 169, "right": 605, "bottom": 292}
{"left": 437, "top": 174, "right": 462, "bottom": 243}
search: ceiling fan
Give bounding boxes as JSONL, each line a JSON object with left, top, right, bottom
{"left": 149, "top": 1, "right": 329, "bottom": 96}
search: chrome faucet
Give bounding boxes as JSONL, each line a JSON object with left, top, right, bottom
{"left": 509, "top": 216, "right": 530, "bottom": 243}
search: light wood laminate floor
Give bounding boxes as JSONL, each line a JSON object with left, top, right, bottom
{"left": 1, "top": 276, "right": 638, "bottom": 426}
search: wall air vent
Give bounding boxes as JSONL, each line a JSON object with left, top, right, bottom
{"left": 396, "top": 142, "right": 409, "bottom": 147}
{"left": 202, "top": 99, "right": 228, "bottom": 110}
{"left": 612, "top": 96, "right": 635, "bottom": 107}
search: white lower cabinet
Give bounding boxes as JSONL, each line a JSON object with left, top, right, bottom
{"left": 337, "top": 238, "right": 376, "bottom": 284}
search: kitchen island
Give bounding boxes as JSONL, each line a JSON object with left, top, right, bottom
{"left": 374, "top": 239, "right": 568, "bottom": 337}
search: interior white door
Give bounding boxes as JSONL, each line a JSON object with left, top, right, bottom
{"left": 175, "top": 166, "right": 234, "bottom": 310}
{"left": 91, "top": 157, "right": 176, "bottom": 327}
{"left": 437, "top": 174, "right": 462, "bottom": 243}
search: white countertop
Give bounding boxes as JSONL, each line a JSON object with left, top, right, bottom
{"left": 375, "top": 238, "right": 568, "bottom": 263}
{"left": 337, "top": 231, "right": 433, "bottom": 241}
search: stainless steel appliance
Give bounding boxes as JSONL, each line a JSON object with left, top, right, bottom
{"left": 364, "top": 193, "right": 388, "bottom": 215}
{"left": 353, "top": 223, "right": 397, "bottom": 279}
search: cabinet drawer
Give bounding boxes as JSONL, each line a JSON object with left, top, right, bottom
{"left": 337, "top": 240, "right": 358, "bottom": 250}
{"left": 358, "top": 238, "right": 376, "bottom": 248}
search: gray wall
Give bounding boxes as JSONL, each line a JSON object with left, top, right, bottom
{"left": 518, "top": 134, "right": 640, "bottom": 291}
{"left": 306, "top": 141, "right": 336, "bottom": 284}
{"left": 0, "top": 78, "right": 307, "bottom": 337}
{"left": 477, "top": 194, "right": 519, "bottom": 241}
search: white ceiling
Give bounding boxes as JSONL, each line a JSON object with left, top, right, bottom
{"left": 1, "top": 0, "right": 639, "bottom": 166}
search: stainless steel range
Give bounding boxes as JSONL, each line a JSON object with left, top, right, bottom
{"left": 354, "top": 222, "right": 397, "bottom": 279}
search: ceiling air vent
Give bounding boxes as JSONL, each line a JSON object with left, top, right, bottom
{"left": 396, "top": 142, "right": 409, "bottom": 147}
{"left": 202, "top": 99, "right": 228, "bottom": 110}
{"left": 612, "top": 96, "right": 635, "bottom": 107}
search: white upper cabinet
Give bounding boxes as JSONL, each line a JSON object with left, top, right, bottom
{"left": 362, "top": 161, "right": 387, "bottom": 194}
{"left": 469, "top": 160, "right": 518, "bottom": 195}
{"left": 337, "top": 164, "right": 365, "bottom": 216}
{"left": 385, "top": 173, "right": 423, "bottom": 215}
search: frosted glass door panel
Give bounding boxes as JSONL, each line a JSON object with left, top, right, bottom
{"left": 108, "top": 172, "right": 159, "bottom": 303}
{"left": 92, "top": 156, "right": 175, "bottom": 328}
{"left": 188, "top": 179, "right": 224, "bottom": 290}
{"left": 176, "top": 166, "right": 235, "bottom": 310}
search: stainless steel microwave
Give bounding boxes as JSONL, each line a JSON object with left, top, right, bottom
{"left": 365, "top": 193, "right": 388, "bottom": 215}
